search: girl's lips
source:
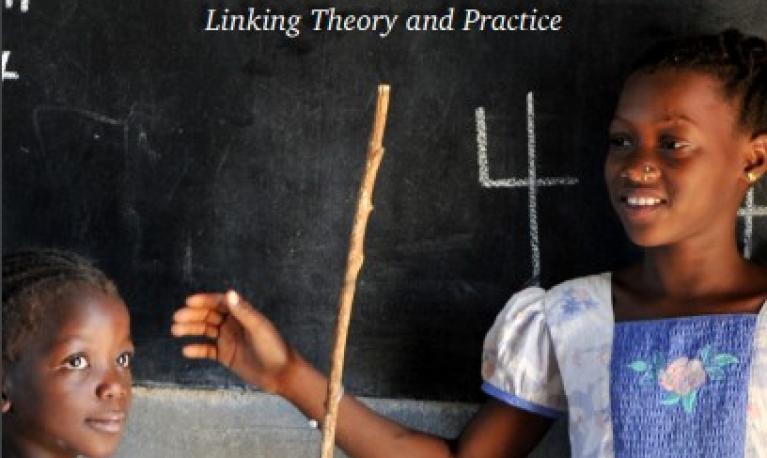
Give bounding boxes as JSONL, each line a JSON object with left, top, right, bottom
{"left": 619, "top": 189, "right": 667, "bottom": 207}
{"left": 86, "top": 412, "right": 126, "bottom": 434}
{"left": 622, "top": 196, "right": 667, "bottom": 206}
{"left": 618, "top": 195, "right": 668, "bottom": 222}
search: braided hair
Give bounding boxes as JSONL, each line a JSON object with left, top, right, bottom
{"left": 630, "top": 29, "right": 767, "bottom": 137}
{"left": 2, "top": 249, "right": 121, "bottom": 370}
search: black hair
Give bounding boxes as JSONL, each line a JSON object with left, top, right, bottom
{"left": 2, "top": 249, "right": 121, "bottom": 370}
{"left": 630, "top": 29, "right": 767, "bottom": 137}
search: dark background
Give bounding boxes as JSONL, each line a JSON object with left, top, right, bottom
{"left": 3, "top": 0, "right": 766, "bottom": 401}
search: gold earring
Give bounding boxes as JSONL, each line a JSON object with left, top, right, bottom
{"left": 747, "top": 171, "right": 759, "bottom": 184}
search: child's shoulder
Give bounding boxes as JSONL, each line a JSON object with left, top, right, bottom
{"left": 538, "top": 273, "right": 613, "bottom": 326}
{"left": 508, "top": 272, "right": 611, "bottom": 304}
{"left": 545, "top": 272, "right": 611, "bottom": 296}
{"left": 499, "top": 272, "right": 613, "bottom": 327}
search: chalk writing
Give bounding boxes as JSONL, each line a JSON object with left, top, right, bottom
{"left": 2, "top": 51, "right": 20, "bottom": 81}
{"left": 4, "top": 0, "right": 29, "bottom": 13}
{"left": 4, "top": 0, "right": 30, "bottom": 81}
{"left": 475, "top": 93, "right": 578, "bottom": 282}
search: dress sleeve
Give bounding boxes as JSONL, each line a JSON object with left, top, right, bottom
{"left": 481, "top": 287, "right": 567, "bottom": 418}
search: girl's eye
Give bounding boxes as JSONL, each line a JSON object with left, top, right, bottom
{"left": 659, "top": 137, "right": 690, "bottom": 151}
{"left": 609, "top": 134, "right": 633, "bottom": 150}
{"left": 64, "top": 354, "right": 90, "bottom": 370}
{"left": 116, "top": 352, "right": 133, "bottom": 369}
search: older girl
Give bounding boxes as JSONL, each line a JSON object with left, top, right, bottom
{"left": 172, "top": 29, "right": 767, "bottom": 457}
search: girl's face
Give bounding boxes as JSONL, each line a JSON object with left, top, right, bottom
{"left": 604, "top": 69, "right": 755, "bottom": 248}
{"left": 4, "top": 289, "right": 133, "bottom": 458}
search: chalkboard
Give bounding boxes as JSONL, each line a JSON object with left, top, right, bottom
{"left": 3, "top": 0, "right": 767, "bottom": 401}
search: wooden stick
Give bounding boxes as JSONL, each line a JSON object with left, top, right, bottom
{"left": 319, "top": 84, "right": 391, "bottom": 458}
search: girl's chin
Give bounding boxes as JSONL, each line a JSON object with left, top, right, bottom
{"left": 75, "top": 439, "right": 123, "bottom": 458}
{"left": 622, "top": 228, "right": 672, "bottom": 248}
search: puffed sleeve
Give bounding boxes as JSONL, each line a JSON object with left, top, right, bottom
{"left": 481, "top": 287, "right": 567, "bottom": 418}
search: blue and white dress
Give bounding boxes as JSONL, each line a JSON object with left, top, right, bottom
{"left": 481, "top": 273, "right": 767, "bottom": 457}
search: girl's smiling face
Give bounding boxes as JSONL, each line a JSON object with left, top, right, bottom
{"left": 4, "top": 288, "right": 133, "bottom": 458}
{"left": 604, "top": 69, "right": 760, "bottom": 248}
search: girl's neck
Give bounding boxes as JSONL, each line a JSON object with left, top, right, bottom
{"left": 613, "top": 226, "right": 767, "bottom": 320}
{"left": 640, "top": 243, "right": 747, "bottom": 299}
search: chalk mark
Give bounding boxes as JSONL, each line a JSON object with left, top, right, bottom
{"left": 738, "top": 187, "right": 767, "bottom": 259}
{"left": 475, "top": 106, "right": 577, "bottom": 188}
{"left": 165, "top": 157, "right": 193, "bottom": 204}
{"left": 4, "top": 0, "right": 29, "bottom": 12}
{"left": 183, "top": 232, "right": 194, "bottom": 283}
{"left": 2, "top": 51, "right": 20, "bottom": 81}
{"left": 475, "top": 93, "right": 579, "bottom": 282}
{"left": 32, "top": 105, "right": 122, "bottom": 156}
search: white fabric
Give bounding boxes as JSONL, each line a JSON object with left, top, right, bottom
{"left": 481, "top": 286, "right": 567, "bottom": 413}
{"left": 746, "top": 304, "right": 767, "bottom": 457}
{"left": 544, "top": 274, "right": 615, "bottom": 458}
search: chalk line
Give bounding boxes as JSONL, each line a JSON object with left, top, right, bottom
{"left": 4, "top": 0, "right": 29, "bottom": 12}
{"left": 527, "top": 92, "right": 540, "bottom": 279}
{"left": 737, "top": 186, "right": 767, "bottom": 258}
{"left": 475, "top": 107, "right": 577, "bottom": 188}
{"left": 475, "top": 95, "right": 579, "bottom": 283}
{"left": 2, "top": 51, "right": 20, "bottom": 81}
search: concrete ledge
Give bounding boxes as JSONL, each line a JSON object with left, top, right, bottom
{"left": 116, "top": 386, "right": 569, "bottom": 457}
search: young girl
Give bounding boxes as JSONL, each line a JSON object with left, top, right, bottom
{"left": 2, "top": 249, "right": 134, "bottom": 458}
{"left": 171, "top": 29, "right": 767, "bottom": 457}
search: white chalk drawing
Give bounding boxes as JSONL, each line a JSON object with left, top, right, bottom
{"left": 4, "top": 0, "right": 29, "bottom": 12}
{"left": 2, "top": 51, "right": 20, "bottom": 81}
{"left": 475, "top": 92, "right": 578, "bottom": 282}
{"left": 738, "top": 187, "right": 767, "bottom": 259}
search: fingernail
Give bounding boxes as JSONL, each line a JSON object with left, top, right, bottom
{"left": 226, "top": 290, "right": 240, "bottom": 307}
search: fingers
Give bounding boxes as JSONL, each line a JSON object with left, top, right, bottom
{"left": 171, "top": 322, "right": 220, "bottom": 339}
{"left": 172, "top": 292, "right": 240, "bottom": 340}
{"left": 223, "top": 290, "right": 269, "bottom": 331}
{"left": 172, "top": 307, "right": 224, "bottom": 326}
{"left": 174, "top": 289, "right": 271, "bottom": 345}
{"left": 181, "top": 343, "right": 218, "bottom": 360}
{"left": 185, "top": 292, "right": 229, "bottom": 312}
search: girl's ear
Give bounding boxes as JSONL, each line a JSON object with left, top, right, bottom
{"left": 744, "top": 134, "right": 767, "bottom": 184}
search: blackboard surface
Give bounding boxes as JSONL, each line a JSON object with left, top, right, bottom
{"left": 3, "top": 1, "right": 767, "bottom": 401}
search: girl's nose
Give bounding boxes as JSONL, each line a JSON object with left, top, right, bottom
{"left": 96, "top": 372, "right": 129, "bottom": 400}
{"left": 620, "top": 162, "right": 661, "bottom": 184}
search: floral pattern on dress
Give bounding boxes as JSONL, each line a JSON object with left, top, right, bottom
{"left": 628, "top": 345, "right": 739, "bottom": 413}
{"left": 549, "top": 287, "right": 600, "bottom": 325}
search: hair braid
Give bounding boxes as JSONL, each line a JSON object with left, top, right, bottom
{"left": 630, "top": 28, "right": 767, "bottom": 136}
{"left": 2, "top": 249, "right": 119, "bottom": 369}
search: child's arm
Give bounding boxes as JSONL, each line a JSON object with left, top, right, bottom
{"left": 171, "top": 292, "right": 552, "bottom": 458}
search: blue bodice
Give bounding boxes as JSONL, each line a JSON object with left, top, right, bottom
{"left": 611, "top": 314, "right": 758, "bottom": 457}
